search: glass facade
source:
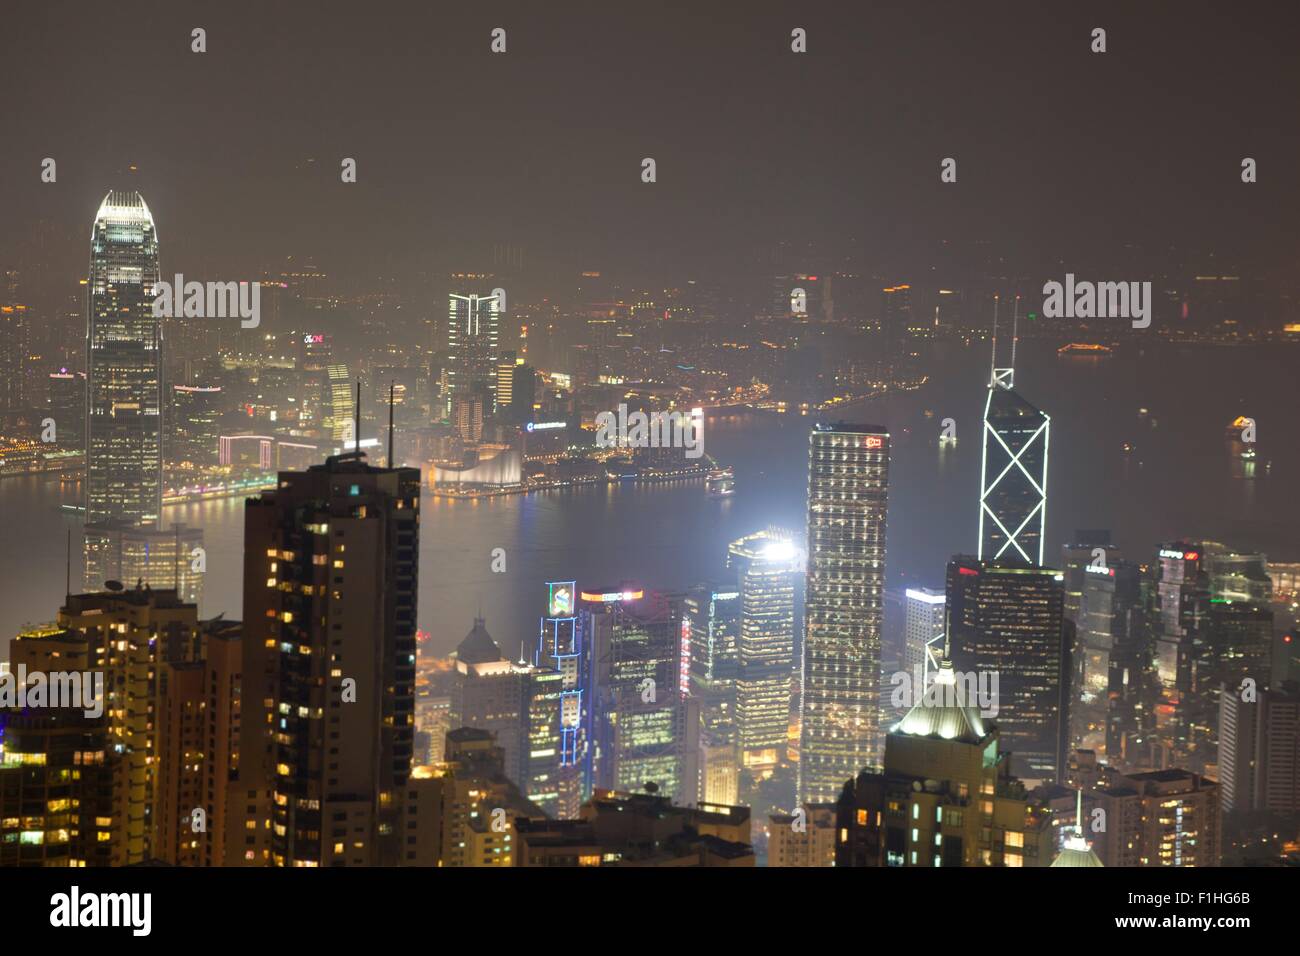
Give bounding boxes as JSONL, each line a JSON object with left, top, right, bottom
{"left": 799, "top": 424, "right": 890, "bottom": 805}
{"left": 85, "top": 190, "right": 162, "bottom": 528}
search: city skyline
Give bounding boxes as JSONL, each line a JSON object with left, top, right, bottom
{"left": 3, "top": 4, "right": 1299, "bottom": 910}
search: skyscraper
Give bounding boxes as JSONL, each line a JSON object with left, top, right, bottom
{"left": 85, "top": 191, "right": 162, "bottom": 529}
{"left": 586, "top": 588, "right": 697, "bottom": 803}
{"left": 945, "top": 556, "right": 1070, "bottom": 784}
{"left": 835, "top": 661, "right": 1054, "bottom": 867}
{"left": 978, "top": 349, "right": 1049, "bottom": 566}
{"left": 728, "top": 529, "right": 801, "bottom": 772}
{"left": 686, "top": 584, "right": 741, "bottom": 804}
{"left": 447, "top": 290, "right": 501, "bottom": 416}
{"left": 800, "top": 423, "right": 890, "bottom": 805}
{"left": 239, "top": 451, "right": 420, "bottom": 866}
{"left": 902, "top": 587, "right": 946, "bottom": 684}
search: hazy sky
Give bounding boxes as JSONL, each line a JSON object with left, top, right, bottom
{"left": 3, "top": 0, "right": 1298, "bottom": 288}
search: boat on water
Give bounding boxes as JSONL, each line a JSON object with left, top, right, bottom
{"left": 706, "top": 467, "right": 735, "bottom": 497}
{"left": 1057, "top": 342, "right": 1113, "bottom": 356}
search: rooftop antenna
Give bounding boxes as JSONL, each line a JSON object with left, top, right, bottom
{"left": 990, "top": 293, "right": 1014, "bottom": 390}
{"left": 354, "top": 379, "right": 361, "bottom": 455}
{"left": 1011, "top": 294, "right": 1021, "bottom": 370}
{"left": 989, "top": 294, "right": 1000, "bottom": 384}
{"left": 387, "top": 380, "right": 395, "bottom": 467}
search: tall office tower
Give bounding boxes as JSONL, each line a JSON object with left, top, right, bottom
{"left": 47, "top": 370, "right": 86, "bottom": 453}
{"left": 835, "top": 662, "right": 1054, "bottom": 867}
{"left": 156, "top": 621, "right": 241, "bottom": 866}
{"left": 447, "top": 290, "right": 501, "bottom": 411}
{"left": 322, "top": 364, "right": 354, "bottom": 444}
{"left": 12, "top": 586, "right": 201, "bottom": 865}
{"left": 85, "top": 191, "right": 163, "bottom": 529}
{"left": 495, "top": 351, "right": 517, "bottom": 413}
{"left": 1220, "top": 681, "right": 1299, "bottom": 815}
{"left": 1061, "top": 531, "right": 1117, "bottom": 623}
{"left": 728, "top": 530, "right": 801, "bottom": 773}
{"left": 686, "top": 584, "right": 741, "bottom": 805}
{"left": 240, "top": 452, "right": 420, "bottom": 866}
{"left": 169, "top": 383, "right": 223, "bottom": 468}
{"left": 83, "top": 522, "right": 205, "bottom": 607}
{"left": 881, "top": 283, "right": 926, "bottom": 385}
{"left": 1106, "top": 577, "right": 1162, "bottom": 770}
{"left": 1072, "top": 559, "right": 1142, "bottom": 753}
{"left": 451, "top": 392, "right": 484, "bottom": 442}
{"left": 536, "top": 581, "right": 586, "bottom": 817}
{"left": 1151, "top": 542, "right": 1271, "bottom": 773}
{"left": 800, "top": 423, "right": 890, "bottom": 805}
{"left": 0, "top": 302, "right": 30, "bottom": 413}
{"left": 945, "top": 557, "right": 1070, "bottom": 784}
{"left": 978, "top": 347, "right": 1049, "bottom": 567}
{"left": 768, "top": 804, "right": 837, "bottom": 867}
{"left": 510, "top": 363, "right": 537, "bottom": 425}
{"left": 0, "top": 707, "right": 116, "bottom": 867}
{"left": 1090, "top": 769, "right": 1221, "bottom": 866}
{"left": 586, "top": 589, "right": 698, "bottom": 803}
{"left": 449, "top": 616, "right": 529, "bottom": 785}
{"left": 902, "top": 587, "right": 946, "bottom": 685}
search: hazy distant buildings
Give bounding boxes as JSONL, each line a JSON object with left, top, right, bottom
{"left": 800, "top": 423, "right": 890, "bottom": 805}
{"left": 83, "top": 522, "right": 205, "bottom": 606}
{"left": 170, "top": 384, "right": 223, "bottom": 468}
{"left": 945, "top": 556, "right": 1070, "bottom": 784}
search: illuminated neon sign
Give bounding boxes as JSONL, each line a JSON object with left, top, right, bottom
{"left": 526, "top": 421, "right": 566, "bottom": 432}
{"left": 865, "top": 436, "right": 884, "bottom": 448}
{"left": 547, "top": 581, "right": 576, "bottom": 618}
{"left": 579, "top": 589, "right": 644, "bottom": 603}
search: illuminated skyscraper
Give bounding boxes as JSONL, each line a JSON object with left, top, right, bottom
{"left": 945, "top": 556, "right": 1070, "bottom": 785}
{"left": 239, "top": 452, "right": 420, "bottom": 866}
{"left": 978, "top": 327, "right": 1049, "bottom": 566}
{"left": 85, "top": 191, "right": 162, "bottom": 529}
{"left": 586, "top": 589, "right": 698, "bottom": 803}
{"left": 903, "top": 587, "right": 946, "bottom": 685}
{"left": 170, "top": 383, "right": 223, "bottom": 468}
{"left": 686, "top": 584, "right": 740, "bottom": 804}
{"left": 728, "top": 529, "right": 801, "bottom": 772}
{"left": 799, "top": 423, "right": 890, "bottom": 805}
{"left": 447, "top": 290, "right": 501, "bottom": 412}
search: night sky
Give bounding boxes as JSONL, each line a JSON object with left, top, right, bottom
{"left": 3, "top": 0, "right": 1299, "bottom": 290}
